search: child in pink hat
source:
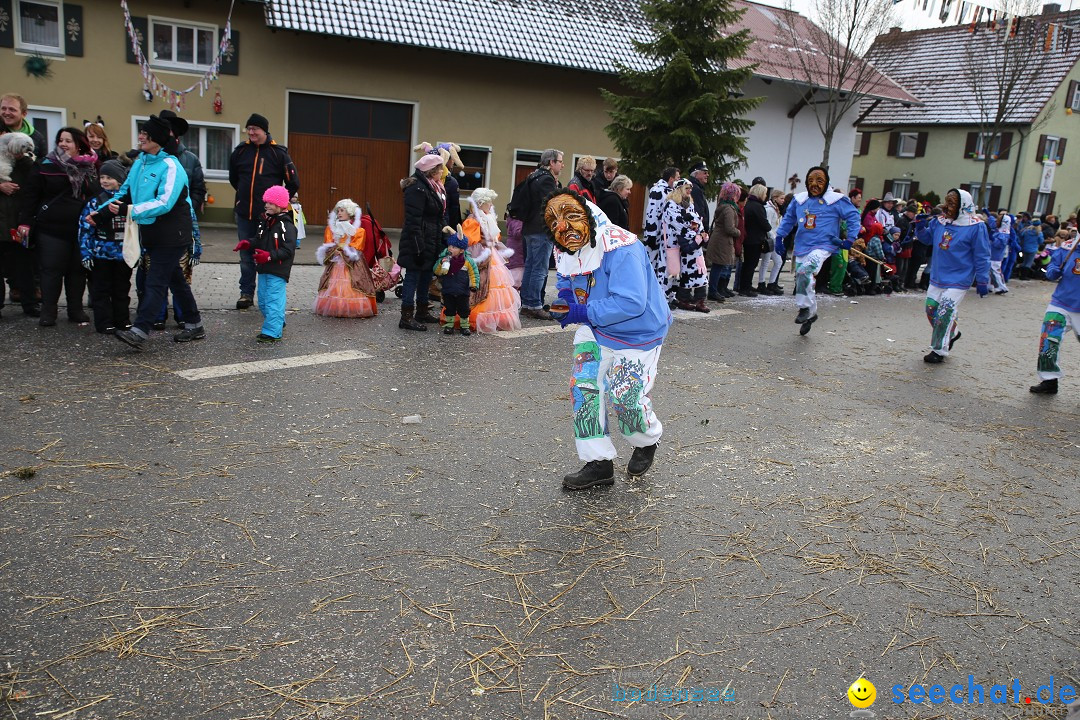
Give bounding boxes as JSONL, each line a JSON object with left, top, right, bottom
{"left": 241, "top": 186, "right": 296, "bottom": 341}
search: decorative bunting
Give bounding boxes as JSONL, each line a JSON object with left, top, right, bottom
{"left": 121, "top": 0, "right": 235, "bottom": 108}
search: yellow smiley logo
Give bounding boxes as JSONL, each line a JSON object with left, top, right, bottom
{"left": 848, "top": 678, "right": 876, "bottom": 708}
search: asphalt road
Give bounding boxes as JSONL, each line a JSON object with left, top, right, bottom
{"left": 0, "top": 273, "right": 1077, "bottom": 720}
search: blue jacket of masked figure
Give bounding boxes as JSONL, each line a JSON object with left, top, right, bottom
{"left": 774, "top": 189, "right": 863, "bottom": 256}
{"left": 1046, "top": 241, "right": 1080, "bottom": 311}
{"left": 916, "top": 218, "right": 991, "bottom": 289}
{"left": 991, "top": 229, "right": 1010, "bottom": 261}
{"left": 555, "top": 200, "right": 672, "bottom": 351}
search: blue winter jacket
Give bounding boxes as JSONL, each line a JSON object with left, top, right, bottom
{"left": 78, "top": 193, "right": 126, "bottom": 263}
{"left": 1047, "top": 245, "right": 1080, "bottom": 312}
{"left": 1020, "top": 225, "right": 1042, "bottom": 253}
{"left": 774, "top": 191, "right": 863, "bottom": 256}
{"left": 556, "top": 240, "right": 672, "bottom": 351}
{"left": 916, "top": 219, "right": 991, "bottom": 289}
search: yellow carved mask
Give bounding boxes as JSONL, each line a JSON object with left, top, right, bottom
{"left": 545, "top": 194, "right": 591, "bottom": 252}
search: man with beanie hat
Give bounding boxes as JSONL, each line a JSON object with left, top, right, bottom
{"left": 79, "top": 159, "right": 133, "bottom": 333}
{"left": 229, "top": 111, "right": 299, "bottom": 309}
{"left": 101, "top": 114, "right": 206, "bottom": 349}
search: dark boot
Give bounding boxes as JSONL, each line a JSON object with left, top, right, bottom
{"left": 693, "top": 299, "right": 711, "bottom": 313}
{"left": 719, "top": 276, "right": 735, "bottom": 298}
{"left": 676, "top": 299, "right": 696, "bottom": 311}
{"left": 563, "top": 460, "right": 615, "bottom": 490}
{"left": 799, "top": 314, "right": 818, "bottom": 335}
{"left": 627, "top": 443, "right": 658, "bottom": 477}
{"left": 923, "top": 351, "right": 944, "bottom": 364}
{"left": 794, "top": 307, "right": 810, "bottom": 324}
{"left": 1029, "top": 378, "right": 1058, "bottom": 394}
{"left": 415, "top": 303, "right": 440, "bottom": 324}
{"left": 757, "top": 282, "right": 767, "bottom": 293}
{"left": 399, "top": 307, "right": 427, "bottom": 331}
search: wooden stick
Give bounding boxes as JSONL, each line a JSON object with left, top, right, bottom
{"left": 849, "top": 247, "right": 895, "bottom": 274}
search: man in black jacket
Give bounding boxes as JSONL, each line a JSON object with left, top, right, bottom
{"left": 228, "top": 113, "right": 299, "bottom": 309}
{"left": 519, "top": 148, "right": 563, "bottom": 320}
{"left": 687, "top": 161, "right": 711, "bottom": 232}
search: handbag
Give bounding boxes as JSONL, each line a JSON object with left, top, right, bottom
{"left": 369, "top": 260, "right": 396, "bottom": 292}
{"left": 122, "top": 206, "right": 141, "bottom": 268}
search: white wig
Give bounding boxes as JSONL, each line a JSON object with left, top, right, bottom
{"left": 471, "top": 187, "right": 498, "bottom": 208}
{"left": 333, "top": 198, "right": 360, "bottom": 219}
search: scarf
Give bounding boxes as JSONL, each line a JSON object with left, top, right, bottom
{"left": 477, "top": 208, "right": 500, "bottom": 245}
{"left": 425, "top": 175, "right": 446, "bottom": 211}
{"left": 46, "top": 148, "right": 98, "bottom": 198}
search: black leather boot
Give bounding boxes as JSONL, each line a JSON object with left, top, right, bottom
{"left": 562, "top": 460, "right": 615, "bottom": 490}
{"left": 415, "top": 303, "right": 440, "bottom": 324}
{"left": 627, "top": 443, "right": 658, "bottom": 477}
{"left": 399, "top": 307, "right": 427, "bottom": 331}
{"left": 1029, "top": 378, "right": 1058, "bottom": 394}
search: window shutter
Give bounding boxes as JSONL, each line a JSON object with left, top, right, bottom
{"left": 219, "top": 29, "right": 239, "bottom": 75}
{"left": 1057, "top": 137, "right": 1067, "bottom": 163}
{"left": 855, "top": 177, "right": 864, "bottom": 191}
{"left": 0, "top": 0, "right": 13, "bottom": 48}
{"left": 964, "top": 132, "right": 978, "bottom": 158}
{"left": 125, "top": 16, "right": 147, "bottom": 64}
{"left": 63, "top": 3, "right": 83, "bottom": 56}
{"left": 909, "top": 181, "right": 920, "bottom": 197}
{"left": 1036, "top": 134, "right": 1048, "bottom": 162}
{"left": 915, "top": 132, "right": 928, "bottom": 157}
{"left": 887, "top": 132, "right": 899, "bottom": 157}
{"left": 1048, "top": 191, "right": 1057, "bottom": 214}
{"left": 988, "top": 185, "right": 1002, "bottom": 209}
{"left": 960, "top": 183, "right": 971, "bottom": 194}
{"left": 860, "top": 133, "right": 871, "bottom": 155}
{"left": 998, "top": 132, "right": 1013, "bottom": 160}
{"left": 1028, "top": 189, "right": 1039, "bottom": 214}
{"left": 883, "top": 179, "right": 893, "bottom": 196}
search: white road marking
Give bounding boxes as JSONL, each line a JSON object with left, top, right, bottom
{"left": 174, "top": 350, "right": 372, "bottom": 380}
{"left": 671, "top": 308, "right": 742, "bottom": 320}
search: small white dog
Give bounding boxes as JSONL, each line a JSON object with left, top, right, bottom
{"left": 0, "top": 133, "right": 36, "bottom": 183}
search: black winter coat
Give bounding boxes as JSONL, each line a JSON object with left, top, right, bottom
{"left": 0, "top": 155, "right": 34, "bottom": 237}
{"left": 598, "top": 189, "right": 630, "bottom": 231}
{"left": 253, "top": 212, "right": 296, "bottom": 281}
{"left": 743, "top": 195, "right": 771, "bottom": 253}
{"left": 20, "top": 159, "right": 99, "bottom": 241}
{"left": 399, "top": 171, "right": 446, "bottom": 270}
{"left": 444, "top": 174, "right": 462, "bottom": 228}
{"left": 522, "top": 168, "right": 559, "bottom": 236}
{"left": 228, "top": 136, "right": 300, "bottom": 221}
{"left": 689, "top": 176, "right": 710, "bottom": 230}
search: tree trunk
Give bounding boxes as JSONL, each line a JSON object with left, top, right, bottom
{"left": 979, "top": 157, "right": 992, "bottom": 208}
{"left": 821, "top": 129, "right": 833, "bottom": 171}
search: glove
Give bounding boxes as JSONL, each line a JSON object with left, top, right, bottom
{"left": 559, "top": 303, "right": 590, "bottom": 328}
{"left": 233, "top": 239, "right": 251, "bottom": 252}
{"left": 840, "top": 239, "right": 854, "bottom": 251}
{"left": 190, "top": 256, "right": 200, "bottom": 266}
{"left": 81, "top": 257, "right": 93, "bottom": 271}
{"left": 976, "top": 282, "right": 988, "bottom": 297}
{"left": 253, "top": 249, "right": 271, "bottom": 265}
{"left": 558, "top": 288, "right": 578, "bottom": 305}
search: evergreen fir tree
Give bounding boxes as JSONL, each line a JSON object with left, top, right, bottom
{"left": 602, "top": 0, "right": 761, "bottom": 193}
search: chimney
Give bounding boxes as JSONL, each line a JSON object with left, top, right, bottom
{"left": 1044, "top": 2, "right": 1061, "bottom": 13}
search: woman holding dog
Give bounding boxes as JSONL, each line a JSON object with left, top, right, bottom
{"left": 18, "top": 127, "right": 98, "bottom": 326}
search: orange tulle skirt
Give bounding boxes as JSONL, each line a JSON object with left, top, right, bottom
{"left": 470, "top": 252, "right": 521, "bottom": 333}
{"left": 314, "top": 260, "right": 377, "bottom": 318}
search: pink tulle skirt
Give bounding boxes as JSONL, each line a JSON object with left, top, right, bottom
{"left": 470, "top": 253, "right": 521, "bottom": 333}
{"left": 314, "top": 260, "right": 377, "bottom": 318}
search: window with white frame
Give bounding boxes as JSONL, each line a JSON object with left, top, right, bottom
{"left": 974, "top": 133, "right": 1002, "bottom": 160}
{"left": 896, "top": 132, "right": 919, "bottom": 158}
{"left": 1072, "top": 84, "right": 1080, "bottom": 111}
{"left": 968, "top": 182, "right": 992, "bottom": 205}
{"left": 448, "top": 145, "right": 491, "bottom": 193}
{"left": 16, "top": 0, "right": 63, "bottom": 54}
{"left": 1034, "top": 191, "right": 1051, "bottom": 216}
{"left": 1043, "top": 136, "right": 1061, "bottom": 163}
{"left": 512, "top": 149, "right": 542, "bottom": 194}
{"left": 890, "top": 179, "right": 911, "bottom": 198}
{"left": 853, "top": 132, "right": 863, "bottom": 156}
{"left": 132, "top": 117, "right": 238, "bottom": 180}
{"left": 848, "top": 176, "right": 859, "bottom": 192}
{"left": 150, "top": 17, "right": 217, "bottom": 71}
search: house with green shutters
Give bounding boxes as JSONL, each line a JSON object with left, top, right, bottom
{"left": 851, "top": 8, "right": 1080, "bottom": 217}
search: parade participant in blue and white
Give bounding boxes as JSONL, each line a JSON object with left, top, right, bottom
{"left": 990, "top": 213, "right": 1011, "bottom": 294}
{"left": 774, "top": 166, "right": 862, "bottom": 335}
{"left": 545, "top": 189, "right": 673, "bottom": 491}
{"left": 915, "top": 188, "right": 990, "bottom": 364}
{"left": 1029, "top": 235, "right": 1080, "bottom": 395}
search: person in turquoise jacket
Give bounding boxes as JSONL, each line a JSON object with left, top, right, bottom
{"left": 1030, "top": 237, "right": 1080, "bottom": 394}
{"left": 914, "top": 188, "right": 990, "bottom": 364}
{"left": 545, "top": 189, "right": 672, "bottom": 491}
{"left": 774, "top": 166, "right": 862, "bottom": 335}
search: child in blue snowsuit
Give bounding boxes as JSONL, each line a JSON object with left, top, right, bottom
{"left": 247, "top": 186, "right": 295, "bottom": 342}
{"left": 78, "top": 160, "right": 132, "bottom": 334}
{"left": 1030, "top": 238, "right": 1080, "bottom": 394}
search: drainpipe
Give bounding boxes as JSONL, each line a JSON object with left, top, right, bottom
{"left": 1007, "top": 128, "right": 1026, "bottom": 210}
{"left": 784, "top": 110, "right": 796, "bottom": 187}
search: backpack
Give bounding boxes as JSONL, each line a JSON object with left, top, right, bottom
{"left": 506, "top": 170, "right": 539, "bottom": 221}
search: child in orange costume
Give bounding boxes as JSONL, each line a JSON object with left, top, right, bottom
{"left": 463, "top": 188, "right": 521, "bottom": 333}
{"left": 314, "top": 198, "right": 377, "bottom": 318}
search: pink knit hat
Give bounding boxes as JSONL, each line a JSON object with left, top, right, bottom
{"left": 263, "top": 185, "right": 290, "bottom": 209}
{"left": 415, "top": 154, "right": 444, "bottom": 173}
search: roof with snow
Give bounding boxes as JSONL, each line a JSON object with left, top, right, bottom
{"left": 263, "top": 0, "right": 918, "bottom": 103}
{"left": 858, "top": 13, "right": 1080, "bottom": 125}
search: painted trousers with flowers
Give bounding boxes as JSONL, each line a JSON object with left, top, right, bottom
{"left": 924, "top": 284, "right": 967, "bottom": 356}
{"left": 1036, "top": 303, "right": 1080, "bottom": 380}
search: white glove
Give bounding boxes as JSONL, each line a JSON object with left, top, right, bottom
{"left": 81, "top": 257, "right": 93, "bottom": 271}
